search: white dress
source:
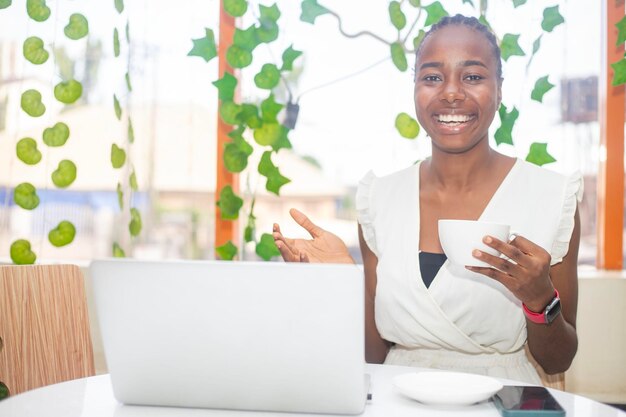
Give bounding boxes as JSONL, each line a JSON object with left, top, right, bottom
{"left": 356, "top": 159, "right": 583, "bottom": 384}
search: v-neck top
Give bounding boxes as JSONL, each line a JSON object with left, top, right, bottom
{"left": 355, "top": 159, "right": 582, "bottom": 382}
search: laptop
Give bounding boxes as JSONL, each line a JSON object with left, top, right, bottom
{"left": 90, "top": 259, "right": 368, "bottom": 414}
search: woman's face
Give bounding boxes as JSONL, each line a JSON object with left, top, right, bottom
{"left": 414, "top": 25, "right": 501, "bottom": 154}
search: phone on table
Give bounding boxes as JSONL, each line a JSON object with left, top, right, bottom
{"left": 493, "top": 385, "right": 565, "bottom": 416}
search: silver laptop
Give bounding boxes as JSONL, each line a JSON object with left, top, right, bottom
{"left": 90, "top": 259, "right": 368, "bottom": 414}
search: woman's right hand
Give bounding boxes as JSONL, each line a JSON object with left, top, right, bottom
{"left": 273, "top": 208, "right": 354, "bottom": 264}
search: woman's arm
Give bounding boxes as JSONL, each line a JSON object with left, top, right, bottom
{"left": 468, "top": 209, "right": 581, "bottom": 374}
{"left": 359, "top": 224, "right": 392, "bottom": 363}
{"left": 525, "top": 209, "right": 580, "bottom": 374}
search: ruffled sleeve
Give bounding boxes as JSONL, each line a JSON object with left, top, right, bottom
{"left": 550, "top": 171, "right": 584, "bottom": 265}
{"left": 356, "top": 170, "right": 378, "bottom": 256}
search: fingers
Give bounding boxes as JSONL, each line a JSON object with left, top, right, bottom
{"left": 273, "top": 223, "right": 301, "bottom": 262}
{"left": 289, "top": 208, "right": 323, "bottom": 238}
{"left": 481, "top": 235, "right": 531, "bottom": 268}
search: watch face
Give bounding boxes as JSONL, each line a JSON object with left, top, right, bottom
{"left": 545, "top": 298, "right": 562, "bottom": 324}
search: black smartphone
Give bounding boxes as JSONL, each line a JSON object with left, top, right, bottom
{"left": 493, "top": 385, "right": 565, "bottom": 416}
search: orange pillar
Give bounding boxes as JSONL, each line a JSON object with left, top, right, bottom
{"left": 215, "top": 2, "right": 239, "bottom": 255}
{"left": 597, "top": 0, "right": 625, "bottom": 269}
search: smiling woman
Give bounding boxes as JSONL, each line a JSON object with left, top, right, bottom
{"left": 272, "top": 14, "right": 583, "bottom": 385}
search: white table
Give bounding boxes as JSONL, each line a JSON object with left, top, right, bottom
{"left": 0, "top": 364, "right": 623, "bottom": 417}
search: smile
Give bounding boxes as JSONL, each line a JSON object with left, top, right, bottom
{"left": 435, "top": 114, "right": 476, "bottom": 126}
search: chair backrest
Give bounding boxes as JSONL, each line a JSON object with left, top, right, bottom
{"left": 0, "top": 264, "right": 95, "bottom": 396}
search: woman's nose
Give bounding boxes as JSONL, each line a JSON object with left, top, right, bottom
{"left": 441, "top": 81, "right": 465, "bottom": 103}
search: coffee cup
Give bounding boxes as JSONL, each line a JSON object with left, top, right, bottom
{"left": 438, "top": 219, "right": 511, "bottom": 267}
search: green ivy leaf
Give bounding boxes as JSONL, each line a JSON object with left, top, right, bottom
{"left": 217, "top": 185, "right": 243, "bottom": 220}
{"left": 260, "top": 3, "right": 280, "bottom": 21}
{"left": 237, "top": 103, "right": 262, "bottom": 129}
{"left": 500, "top": 33, "right": 525, "bottom": 61}
{"left": 113, "top": 94, "right": 122, "bottom": 119}
{"left": 254, "top": 63, "right": 281, "bottom": 89}
{"left": 513, "top": 0, "right": 526, "bottom": 6}
{"left": 64, "top": 13, "right": 89, "bottom": 40}
{"left": 258, "top": 151, "right": 290, "bottom": 195}
{"left": 281, "top": 45, "right": 302, "bottom": 71}
{"left": 244, "top": 210, "right": 256, "bottom": 243}
{"left": 114, "top": 0, "right": 124, "bottom": 13}
{"left": 116, "top": 182, "right": 123, "bottom": 209}
{"left": 48, "top": 221, "right": 76, "bottom": 247}
{"left": 125, "top": 72, "right": 132, "bottom": 91}
{"left": 224, "top": 0, "right": 247, "bottom": 17}
{"left": 129, "top": 170, "right": 138, "bottom": 191}
{"left": 111, "top": 143, "right": 126, "bottom": 168}
{"left": 390, "top": 42, "right": 407, "bottom": 72}
{"left": 51, "top": 160, "right": 77, "bottom": 188}
{"left": 128, "top": 118, "right": 134, "bottom": 143}
{"left": 23, "top": 36, "right": 49, "bottom": 64}
{"left": 526, "top": 34, "right": 542, "bottom": 70}
{"left": 300, "top": 0, "right": 329, "bottom": 24}
{"left": 412, "top": 29, "right": 425, "bottom": 50}
{"left": 257, "top": 5, "right": 279, "bottom": 44}
{"left": 617, "top": 15, "right": 626, "bottom": 46}
{"left": 21, "top": 89, "right": 46, "bottom": 117}
{"left": 112, "top": 242, "right": 126, "bottom": 257}
{"left": 219, "top": 101, "right": 241, "bottom": 125}
{"left": 525, "top": 142, "right": 556, "bottom": 166}
{"left": 224, "top": 143, "right": 250, "bottom": 173}
{"left": 14, "top": 182, "right": 39, "bottom": 210}
{"left": 10, "top": 239, "right": 36, "bottom": 265}
{"left": 16, "top": 138, "right": 42, "bottom": 165}
{"left": 395, "top": 112, "right": 420, "bottom": 139}
{"left": 113, "top": 28, "right": 120, "bottom": 57}
{"left": 423, "top": 1, "right": 448, "bottom": 26}
{"left": 0, "top": 0, "right": 12, "bottom": 9}
{"left": 408, "top": 0, "right": 420, "bottom": 6}
{"left": 541, "top": 5, "right": 564, "bottom": 33}
{"left": 253, "top": 122, "right": 281, "bottom": 146}
{"left": 462, "top": 0, "right": 474, "bottom": 6}
{"left": 26, "top": 0, "right": 50, "bottom": 22}
{"left": 531, "top": 75, "right": 554, "bottom": 102}
{"left": 611, "top": 59, "right": 626, "bottom": 86}
{"left": 233, "top": 25, "right": 259, "bottom": 52}
{"left": 255, "top": 233, "right": 280, "bottom": 261}
{"left": 494, "top": 104, "right": 518, "bottom": 146}
{"left": 226, "top": 45, "right": 253, "bottom": 68}
{"left": 212, "top": 72, "right": 237, "bottom": 101}
{"left": 389, "top": 1, "right": 406, "bottom": 30}
{"left": 54, "top": 79, "right": 82, "bottom": 104}
{"left": 43, "top": 122, "right": 70, "bottom": 146}
{"left": 271, "top": 125, "right": 292, "bottom": 152}
{"left": 216, "top": 240, "right": 237, "bottom": 260}
{"left": 129, "top": 208, "right": 142, "bottom": 236}
{"left": 188, "top": 28, "right": 217, "bottom": 62}
{"left": 261, "top": 94, "right": 283, "bottom": 122}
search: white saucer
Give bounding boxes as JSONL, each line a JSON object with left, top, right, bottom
{"left": 392, "top": 371, "right": 503, "bottom": 406}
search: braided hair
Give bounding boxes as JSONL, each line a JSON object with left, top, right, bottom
{"left": 416, "top": 14, "right": 503, "bottom": 80}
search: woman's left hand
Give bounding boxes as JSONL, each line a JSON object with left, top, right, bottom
{"left": 466, "top": 235, "right": 556, "bottom": 312}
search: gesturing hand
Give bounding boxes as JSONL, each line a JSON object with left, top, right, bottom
{"left": 272, "top": 208, "right": 354, "bottom": 264}
{"left": 466, "top": 234, "right": 556, "bottom": 312}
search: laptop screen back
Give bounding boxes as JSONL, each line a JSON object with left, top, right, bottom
{"left": 91, "top": 259, "right": 366, "bottom": 414}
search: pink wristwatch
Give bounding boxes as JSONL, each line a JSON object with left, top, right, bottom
{"left": 522, "top": 289, "right": 561, "bottom": 324}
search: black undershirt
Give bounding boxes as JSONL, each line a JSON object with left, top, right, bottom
{"left": 419, "top": 251, "right": 447, "bottom": 288}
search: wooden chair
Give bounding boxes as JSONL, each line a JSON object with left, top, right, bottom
{"left": 525, "top": 344, "right": 565, "bottom": 390}
{"left": 0, "top": 264, "right": 95, "bottom": 396}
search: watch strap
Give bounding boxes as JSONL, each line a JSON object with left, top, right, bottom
{"left": 523, "top": 289, "right": 560, "bottom": 324}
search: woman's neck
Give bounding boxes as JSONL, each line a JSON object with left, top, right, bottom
{"left": 425, "top": 146, "right": 504, "bottom": 191}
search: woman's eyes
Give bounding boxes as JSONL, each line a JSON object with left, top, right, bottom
{"left": 420, "top": 74, "right": 484, "bottom": 83}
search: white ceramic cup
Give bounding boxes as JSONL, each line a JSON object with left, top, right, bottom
{"left": 438, "top": 219, "right": 511, "bottom": 267}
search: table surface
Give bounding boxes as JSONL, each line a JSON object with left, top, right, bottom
{"left": 0, "top": 364, "right": 623, "bottom": 417}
